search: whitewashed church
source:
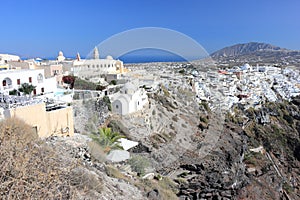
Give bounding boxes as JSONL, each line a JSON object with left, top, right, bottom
{"left": 70, "top": 47, "right": 125, "bottom": 78}
{"left": 111, "top": 80, "right": 148, "bottom": 115}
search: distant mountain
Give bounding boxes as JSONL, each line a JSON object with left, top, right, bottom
{"left": 211, "top": 42, "right": 287, "bottom": 57}
{"left": 210, "top": 42, "right": 300, "bottom": 66}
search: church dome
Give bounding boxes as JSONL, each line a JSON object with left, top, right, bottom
{"left": 244, "top": 63, "right": 250, "bottom": 69}
{"left": 57, "top": 51, "right": 65, "bottom": 62}
{"left": 106, "top": 55, "right": 113, "bottom": 60}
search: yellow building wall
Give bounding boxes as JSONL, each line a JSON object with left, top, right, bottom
{"left": 46, "top": 106, "right": 74, "bottom": 137}
{"left": 8, "top": 103, "right": 49, "bottom": 137}
{"left": 7, "top": 103, "right": 74, "bottom": 138}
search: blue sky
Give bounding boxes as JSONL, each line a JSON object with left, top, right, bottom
{"left": 0, "top": 0, "right": 299, "bottom": 60}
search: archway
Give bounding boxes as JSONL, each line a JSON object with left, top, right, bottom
{"left": 2, "top": 77, "right": 12, "bottom": 89}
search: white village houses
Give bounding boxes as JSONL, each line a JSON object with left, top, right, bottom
{"left": 0, "top": 69, "right": 57, "bottom": 95}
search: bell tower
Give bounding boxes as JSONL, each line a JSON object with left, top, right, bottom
{"left": 93, "top": 47, "right": 99, "bottom": 59}
{"left": 76, "top": 52, "right": 81, "bottom": 61}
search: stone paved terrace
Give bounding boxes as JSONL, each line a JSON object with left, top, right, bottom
{"left": 0, "top": 94, "right": 66, "bottom": 111}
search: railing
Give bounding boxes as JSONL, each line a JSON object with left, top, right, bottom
{"left": 0, "top": 94, "right": 43, "bottom": 109}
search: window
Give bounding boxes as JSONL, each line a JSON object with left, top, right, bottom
{"left": 29, "top": 77, "right": 32, "bottom": 83}
{"left": 53, "top": 70, "right": 59, "bottom": 75}
{"left": 97, "top": 65, "right": 99, "bottom": 68}
{"left": 116, "top": 105, "right": 119, "bottom": 109}
{"left": 33, "top": 89, "right": 36, "bottom": 95}
{"left": 32, "top": 126, "right": 38, "bottom": 135}
{"left": 41, "top": 87, "right": 44, "bottom": 93}
{"left": 17, "top": 79, "right": 20, "bottom": 85}
{"left": 37, "top": 74, "right": 43, "bottom": 83}
{"left": 2, "top": 80, "right": 6, "bottom": 86}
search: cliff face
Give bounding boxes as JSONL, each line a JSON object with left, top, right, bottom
{"left": 240, "top": 100, "right": 300, "bottom": 199}
{"left": 107, "top": 84, "right": 300, "bottom": 199}
{"left": 69, "top": 79, "right": 299, "bottom": 199}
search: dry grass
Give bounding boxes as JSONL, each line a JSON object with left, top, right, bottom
{"left": 88, "top": 140, "right": 107, "bottom": 162}
{"left": 133, "top": 177, "right": 179, "bottom": 200}
{"left": 105, "top": 164, "right": 127, "bottom": 180}
{"left": 0, "top": 117, "right": 103, "bottom": 199}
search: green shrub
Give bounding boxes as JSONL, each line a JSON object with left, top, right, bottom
{"left": 128, "top": 155, "right": 150, "bottom": 176}
{"left": 200, "top": 115, "right": 208, "bottom": 124}
{"left": 283, "top": 182, "right": 294, "bottom": 194}
{"left": 103, "top": 96, "right": 112, "bottom": 111}
{"left": 200, "top": 101, "right": 210, "bottom": 112}
{"left": 110, "top": 80, "right": 117, "bottom": 85}
{"left": 9, "top": 89, "right": 18, "bottom": 95}
{"left": 283, "top": 114, "right": 293, "bottom": 125}
{"left": 74, "top": 78, "right": 97, "bottom": 90}
{"left": 178, "top": 69, "right": 185, "bottom": 74}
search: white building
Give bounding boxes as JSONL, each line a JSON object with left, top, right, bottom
{"left": 0, "top": 69, "right": 56, "bottom": 96}
{"left": 111, "top": 80, "right": 148, "bottom": 115}
{"left": 71, "top": 47, "right": 125, "bottom": 78}
{"left": 57, "top": 51, "right": 66, "bottom": 62}
{"left": 0, "top": 54, "right": 20, "bottom": 65}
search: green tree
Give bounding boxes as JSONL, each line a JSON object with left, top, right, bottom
{"left": 110, "top": 80, "right": 117, "bottom": 85}
{"left": 103, "top": 96, "right": 112, "bottom": 111}
{"left": 18, "top": 83, "right": 36, "bottom": 95}
{"left": 90, "top": 127, "right": 124, "bottom": 153}
{"left": 9, "top": 89, "right": 18, "bottom": 95}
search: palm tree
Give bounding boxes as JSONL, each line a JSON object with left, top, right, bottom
{"left": 18, "top": 83, "right": 36, "bottom": 95}
{"left": 90, "top": 127, "right": 125, "bottom": 153}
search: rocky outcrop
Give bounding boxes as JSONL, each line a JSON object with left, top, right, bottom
{"left": 175, "top": 123, "right": 249, "bottom": 199}
{"left": 72, "top": 98, "right": 110, "bottom": 133}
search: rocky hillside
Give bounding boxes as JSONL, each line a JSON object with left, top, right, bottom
{"left": 211, "top": 42, "right": 300, "bottom": 66}
{"left": 224, "top": 99, "right": 300, "bottom": 199}
{"left": 68, "top": 77, "right": 300, "bottom": 199}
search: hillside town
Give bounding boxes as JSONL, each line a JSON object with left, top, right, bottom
{"left": 1, "top": 48, "right": 300, "bottom": 199}
{"left": 1, "top": 48, "right": 300, "bottom": 138}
